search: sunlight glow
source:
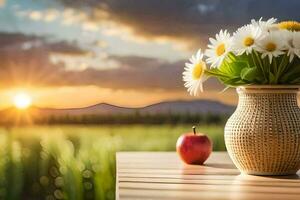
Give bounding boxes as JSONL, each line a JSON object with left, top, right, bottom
{"left": 13, "top": 92, "right": 32, "bottom": 109}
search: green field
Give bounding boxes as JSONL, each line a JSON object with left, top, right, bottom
{"left": 0, "top": 125, "right": 225, "bottom": 200}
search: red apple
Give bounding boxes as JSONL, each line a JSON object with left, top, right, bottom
{"left": 176, "top": 126, "right": 212, "bottom": 165}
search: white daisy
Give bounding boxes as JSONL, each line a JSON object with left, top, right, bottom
{"left": 232, "top": 24, "right": 263, "bottom": 55}
{"left": 205, "top": 30, "right": 232, "bottom": 68}
{"left": 256, "top": 31, "right": 286, "bottom": 63}
{"left": 285, "top": 31, "right": 300, "bottom": 62}
{"left": 251, "top": 17, "right": 277, "bottom": 32}
{"left": 277, "top": 21, "right": 300, "bottom": 32}
{"left": 183, "top": 49, "right": 207, "bottom": 96}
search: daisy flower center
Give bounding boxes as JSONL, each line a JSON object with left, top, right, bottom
{"left": 277, "top": 21, "right": 300, "bottom": 31}
{"left": 265, "top": 42, "right": 277, "bottom": 52}
{"left": 243, "top": 37, "right": 254, "bottom": 47}
{"left": 192, "top": 62, "right": 205, "bottom": 80}
{"left": 216, "top": 43, "right": 225, "bottom": 56}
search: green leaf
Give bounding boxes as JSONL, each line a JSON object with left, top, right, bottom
{"left": 219, "top": 76, "right": 246, "bottom": 86}
{"left": 219, "top": 60, "right": 247, "bottom": 77}
{"left": 279, "top": 62, "right": 300, "bottom": 83}
{"left": 240, "top": 67, "right": 262, "bottom": 82}
{"left": 205, "top": 68, "right": 230, "bottom": 79}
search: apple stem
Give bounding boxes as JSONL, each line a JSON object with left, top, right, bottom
{"left": 192, "top": 126, "right": 196, "bottom": 135}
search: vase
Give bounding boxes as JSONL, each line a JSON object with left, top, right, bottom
{"left": 225, "top": 85, "right": 300, "bottom": 175}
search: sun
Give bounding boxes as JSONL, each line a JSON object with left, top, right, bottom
{"left": 13, "top": 92, "right": 32, "bottom": 109}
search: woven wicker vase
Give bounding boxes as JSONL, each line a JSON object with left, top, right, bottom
{"left": 225, "top": 85, "right": 300, "bottom": 175}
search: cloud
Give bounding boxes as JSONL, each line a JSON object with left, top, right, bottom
{"left": 47, "top": 41, "right": 89, "bottom": 55}
{"left": 0, "top": 32, "right": 87, "bottom": 54}
{"left": 17, "top": 9, "right": 60, "bottom": 22}
{"left": 0, "top": 0, "right": 5, "bottom": 8}
{"left": 15, "top": 0, "right": 300, "bottom": 50}
{"left": 17, "top": 7, "right": 101, "bottom": 32}
{"left": 76, "top": 55, "right": 223, "bottom": 90}
{"left": 55, "top": 0, "right": 300, "bottom": 49}
{"left": 0, "top": 33, "right": 40, "bottom": 48}
{"left": 0, "top": 33, "right": 101, "bottom": 73}
{"left": 0, "top": 32, "right": 222, "bottom": 92}
{"left": 0, "top": 32, "right": 88, "bottom": 86}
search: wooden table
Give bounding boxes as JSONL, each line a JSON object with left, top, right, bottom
{"left": 116, "top": 152, "right": 300, "bottom": 200}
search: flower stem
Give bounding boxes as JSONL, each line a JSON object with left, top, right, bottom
{"left": 192, "top": 126, "right": 196, "bottom": 135}
{"left": 227, "top": 53, "right": 236, "bottom": 62}
{"left": 252, "top": 52, "right": 267, "bottom": 81}
{"left": 262, "top": 57, "right": 270, "bottom": 84}
{"left": 275, "top": 55, "right": 289, "bottom": 82}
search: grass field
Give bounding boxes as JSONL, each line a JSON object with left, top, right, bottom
{"left": 0, "top": 125, "right": 225, "bottom": 200}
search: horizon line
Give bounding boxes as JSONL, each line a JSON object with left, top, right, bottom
{"left": 2, "top": 98, "right": 234, "bottom": 111}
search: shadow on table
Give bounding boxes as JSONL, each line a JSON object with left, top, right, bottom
{"left": 261, "top": 174, "right": 300, "bottom": 180}
{"left": 234, "top": 173, "right": 300, "bottom": 182}
{"left": 205, "top": 163, "right": 236, "bottom": 169}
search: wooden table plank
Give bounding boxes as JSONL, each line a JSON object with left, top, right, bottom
{"left": 116, "top": 152, "right": 300, "bottom": 200}
{"left": 119, "top": 189, "right": 300, "bottom": 200}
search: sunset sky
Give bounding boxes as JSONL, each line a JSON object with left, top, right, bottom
{"left": 0, "top": 0, "right": 299, "bottom": 109}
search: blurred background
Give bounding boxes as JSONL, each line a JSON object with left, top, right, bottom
{"left": 0, "top": 0, "right": 299, "bottom": 199}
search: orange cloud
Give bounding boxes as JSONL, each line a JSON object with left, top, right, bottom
{"left": 0, "top": 32, "right": 225, "bottom": 92}
{"left": 0, "top": 0, "right": 5, "bottom": 8}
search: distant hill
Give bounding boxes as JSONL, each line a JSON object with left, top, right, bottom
{"left": 32, "top": 99, "right": 235, "bottom": 116}
{"left": 0, "top": 100, "right": 236, "bottom": 125}
{"left": 141, "top": 100, "right": 235, "bottom": 114}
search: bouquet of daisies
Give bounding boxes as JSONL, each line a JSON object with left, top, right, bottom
{"left": 183, "top": 18, "right": 300, "bottom": 96}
